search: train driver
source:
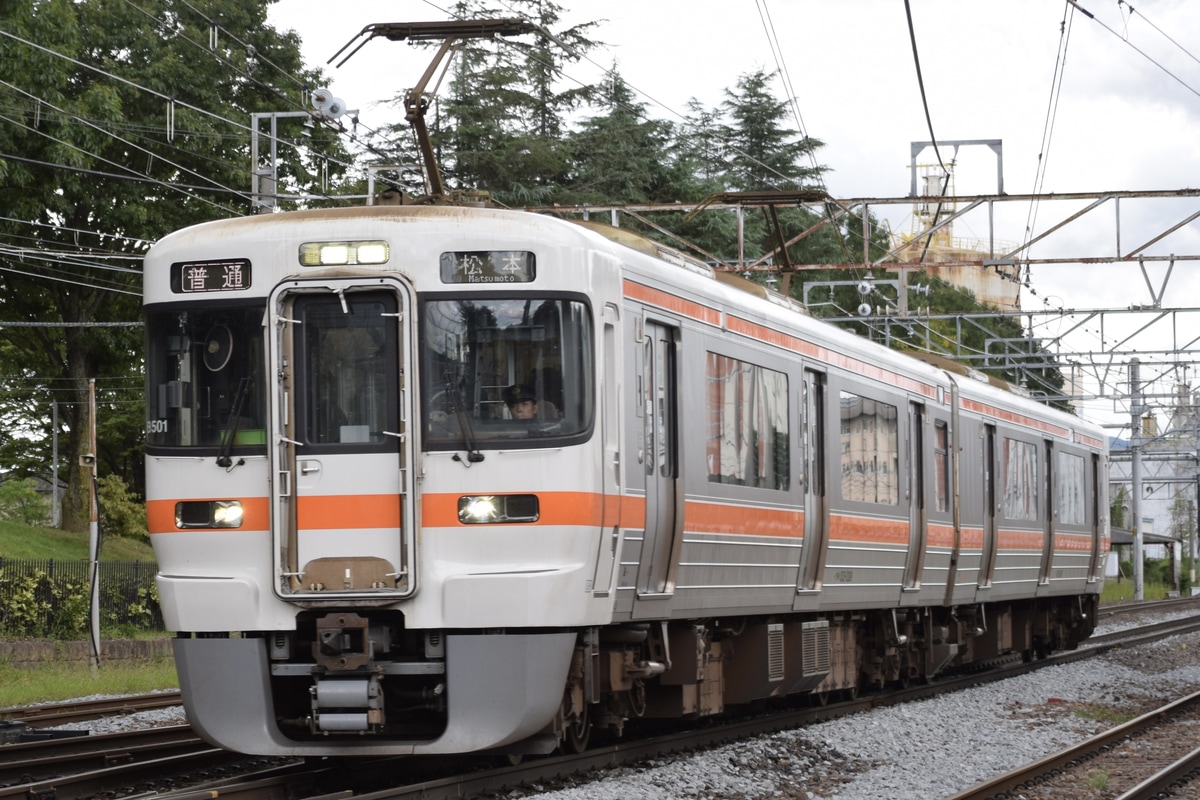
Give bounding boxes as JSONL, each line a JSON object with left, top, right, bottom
{"left": 503, "top": 383, "right": 541, "bottom": 420}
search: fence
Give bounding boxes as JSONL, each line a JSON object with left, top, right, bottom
{"left": 0, "top": 558, "right": 163, "bottom": 638}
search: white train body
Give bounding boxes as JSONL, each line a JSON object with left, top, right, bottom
{"left": 143, "top": 206, "right": 1108, "bottom": 756}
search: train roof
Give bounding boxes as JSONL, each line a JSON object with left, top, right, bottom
{"left": 146, "top": 205, "right": 1105, "bottom": 447}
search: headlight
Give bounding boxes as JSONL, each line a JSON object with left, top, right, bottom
{"left": 176, "top": 500, "right": 244, "bottom": 528}
{"left": 457, "top": 494, "right": 539, "bottom": 524}
{"left": 299, "top": 241, "right": 390, "bottom": 267}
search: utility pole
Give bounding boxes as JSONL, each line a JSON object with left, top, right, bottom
{"left": 52, "top": 400, "right": 59, "bottom": 528}
{"left": 85, "top": 379, "right": 100, "bottom": 670}
{"left": 1131, "top": 359, "right": 1144, "bottom": 601}
{"left": 1193, "top": 392, "right": 1199, "bottom": 595}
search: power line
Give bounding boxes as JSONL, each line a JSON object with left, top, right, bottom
{"left": 1022, "top": 1, "right": 1076, "bottom": 272}
{"left": 0, "top": 263, "right": 141, "bottom": 296}
{"left": 0, "top": 214, "right": 153, "bottom": 250}
{"left": 0, "top": 93, "right": 245, "bottom": 213}
{"left": 1065, "top": 0, "right": 1200, "bottom": 101}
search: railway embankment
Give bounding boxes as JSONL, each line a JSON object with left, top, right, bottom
{"left": 0, "top": 638, "right": 172, "bottom": 668}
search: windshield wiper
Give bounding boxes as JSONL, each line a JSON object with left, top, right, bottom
{"left": 443, "top": 373, "right": 484, "bottom": 465}
{"left": 216, "top": 376, "right": 252, "bottom": 469}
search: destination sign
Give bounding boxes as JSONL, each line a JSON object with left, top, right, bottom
{"left": 440, "top": 250, "right": 535, "bottom": 284}
{"left": 170, "top": 259, "right": 252, "bottom": 294}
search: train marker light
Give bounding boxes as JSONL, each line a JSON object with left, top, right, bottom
{"left": 457, "top": 494, "right": 539, "bottom": 524}
{"left": 299, "top": 241, "right": 390, "bottom": 267}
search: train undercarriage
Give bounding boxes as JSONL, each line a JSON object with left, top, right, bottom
{"left": 181, "top": 594, "right": 1097, "bottom": 756}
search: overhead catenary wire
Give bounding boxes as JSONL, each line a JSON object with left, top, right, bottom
{"left": 1066, "top": 0, "right": 1200, "bottom": 102}
{"left": 1021, "top": 2, "right": 1075, "bottom": 279}
{"left": 114, "top": 0, "right": 406, "bottom": 182}
{"left": 0, "top": 26, "right": 375, "bottom": 209}
{"left": 0, "top": 81, "right": 246, "bottom": 214}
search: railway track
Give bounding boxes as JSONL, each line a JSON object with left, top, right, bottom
{"left": 131, "top": 611, "right": 1200, "bottom": 800}
{"left": 0, "top": 691, "right": 183, "bottom": 729}
{"left": 1098, "top": 594, "right": 1200, "bottom": 620}
{"left": 947, "top": 688, "right": 1200, "bottom": 799}
{"left": 0, "top": 600, "right": 1194, "bottom": 800}
{"left": 0, "top": 725, "right": 202, "bottom": 785}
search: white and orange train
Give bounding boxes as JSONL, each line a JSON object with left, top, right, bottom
{"left": 143, "top": 205, "right": 1109, "bottom": 757}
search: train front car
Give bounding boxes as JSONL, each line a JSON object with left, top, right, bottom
{"left": 143, "top": 206, "right": 619, "bottom": 757}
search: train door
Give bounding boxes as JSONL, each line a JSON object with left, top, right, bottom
{"left": 980, "top": 423, "right": 998, "bottom": 588}
{"left": 942, "top": 381, "right": 965, "bottom": 606}
{"left": 795, "top": 369, "right": 828, "bottom": 596}
{"left": 902, "top": 402, "right": 928, "bottom": 591}
{"left": 1039, "top": 440, "right": 1055, "bottom": 585}
{"left": 633, "top": 319, "right": 680, "bottom": 604}
{"left": 1087, "top": 453, "right": 1104, "bottom": 581}
{"left": 592, "top": 303, "right": 622, "bottom": 595}
{"left": 268, "top": 278, "right": 416, "bottom": 599}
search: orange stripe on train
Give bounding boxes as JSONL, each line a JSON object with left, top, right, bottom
{"left": 146, "top": 496, "right": 270, "bottom": 534}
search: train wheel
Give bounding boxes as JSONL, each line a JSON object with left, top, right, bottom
{"left": 562, "top": 703, "right": 592, "bottom": 754}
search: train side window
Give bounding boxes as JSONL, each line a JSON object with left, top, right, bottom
{"left": 1002, "top": 437, "right": 1039, "bottom": 520}
{"left": 933, "top": 420, "right": 950, "bottom": 513}
{"left": 704, "top": 352, "right": 789, "bottom": 490}
{"left": 838, "top": 390, "right": 899, "bottom": 504}
{"left": 1056, "top": 451, "right": 1085, "bottom": 525}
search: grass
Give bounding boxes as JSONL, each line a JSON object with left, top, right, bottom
{"left": 1100, "top": 579, "right": 1174, "bottom": 603}
{"left": 0, "top": 518, "right": 156, "bottom": 561}
{"left": 0, "top": 519, "right": 175, "bottom": 705}
{"left": 0, "top": 658, "right": 179, "bottom": 708}
{"left": 1072, "top": 702, "right": 1137, "bottom": 725}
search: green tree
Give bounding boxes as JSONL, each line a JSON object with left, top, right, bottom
{"left": 97, "top": 473, "right": 148, "bottom": 542}
{"left": 0, "top": 477, "right": 48, "bottom": 525}
{"left": 0, "top": 0, "right": 345, "bottom": 530}
{"left": 415, "top": 0, "right": 602, "bottom": 204}
{"left": 718, "top": 68, "right": 823, "bottom": 192}
{"left": 559, "top": 71, "right": 682, "bottom": 206}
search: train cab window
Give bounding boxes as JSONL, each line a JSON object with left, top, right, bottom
{"left": 1002, "top": 438, "right": 1039, "bottom": 520}
{"left": 145, "top": 305, "right": 266, "bottom": 450}
{"left": 420, "top": 296, "right": 593, "bottom": 449}
{"left": 1056, "top": 451, "right": 1086, "bottom": 525}
{"left": 705, "top": 353, "right": 789, "bottom": 489}
{"left": 839, "top": 390, "right": 899, "bottom": 504}
{"left": 294, "top": 292, "right": 398, "bottom": 449}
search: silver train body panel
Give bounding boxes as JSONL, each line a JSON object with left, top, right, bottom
{"left": 143, "top": 206, "right": 1108, "bottom": 756}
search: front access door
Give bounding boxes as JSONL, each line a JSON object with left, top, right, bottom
{"left": 269, "top": 279, "right": 416, "bottom": 598}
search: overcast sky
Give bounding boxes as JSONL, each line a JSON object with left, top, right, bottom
{"left": 267, "top": 0, "right": 1200, "bottom": 428}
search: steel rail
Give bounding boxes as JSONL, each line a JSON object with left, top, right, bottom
{"left": 0, "top": 747, "right": 244, "bottom": 800}
{"left": 144, "top": 613, "right": 1200, "bottom": 800}
{"left": 946, "top": 688, "right": 1200, "bottom": 800}
{"left": 1115, "top": 742, "right": 1200, "bottom": 800}
{"left": 0, "top": 691, "right": 182, "bottom": 728}
{"left": 0, "top": 724, "right": 202, "bottom": 785}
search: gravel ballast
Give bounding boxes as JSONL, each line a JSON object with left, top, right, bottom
{"left": 46, "top": 608, "right": 1200, "bottom": 799}
{"left": 514, "top": 610, "right": 1200, "bottom": 800}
